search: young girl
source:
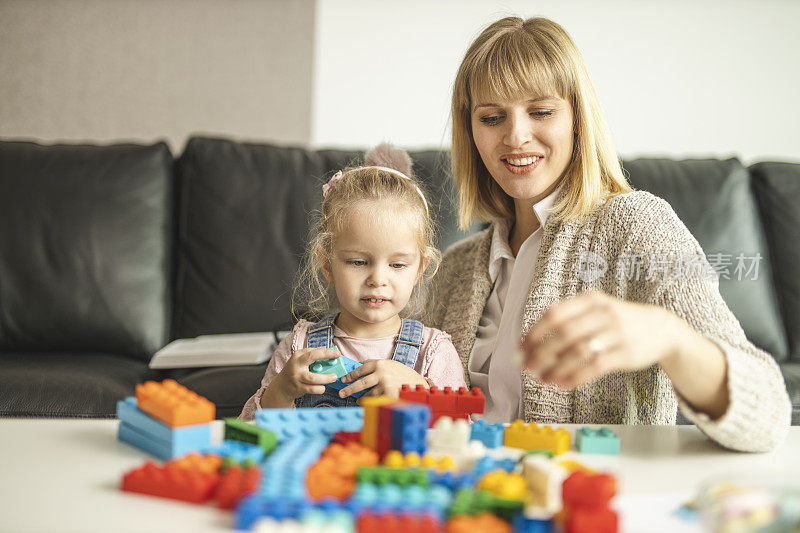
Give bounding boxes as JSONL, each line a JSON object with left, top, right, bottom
{"left": 240, "top": 145, "right": 467, "bottom": 418}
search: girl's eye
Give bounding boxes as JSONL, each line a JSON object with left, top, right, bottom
{"left": 531, "top": 110, "right": 553, "bottom": 118}
{"left": 391, "top": 263, "right": 407, "bottom": 270}
{"left": 480, "top": 115, "right": 503, "bottom": 126}
{"left": 347, "top": 260, "right": 367, "bottom": 267}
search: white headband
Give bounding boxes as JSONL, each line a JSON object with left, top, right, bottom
{"left": 322, "top": 166, "right": 430, "bottom": 215}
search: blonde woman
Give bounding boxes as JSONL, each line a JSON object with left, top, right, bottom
{"left": 427, "top": 16, "right": 790, "bottom": 452}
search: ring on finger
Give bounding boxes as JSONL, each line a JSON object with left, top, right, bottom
{"left": 585, "top": 337, "right": 606, "bottom": 360}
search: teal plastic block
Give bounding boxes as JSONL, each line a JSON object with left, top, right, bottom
{"left": 575, "top": 426, "right": 620, "bottom": 455}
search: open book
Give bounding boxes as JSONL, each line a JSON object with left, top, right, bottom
{"left": 148, "top": 332, "right": 283, "bottom": 369}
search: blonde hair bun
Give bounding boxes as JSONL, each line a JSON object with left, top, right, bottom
{"left": 364, "top": 143, "right": 413, "bottom": 177}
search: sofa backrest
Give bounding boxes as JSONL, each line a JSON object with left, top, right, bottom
{"left": 173, "top": 137, "right": 474, "bottom": 339}
{"left": 0, "top": 140, "right": 173, "bottom": 359}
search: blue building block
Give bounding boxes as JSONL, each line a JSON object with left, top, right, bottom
{"left": 258, "top": 436, "right": 328, "bottom": 500}
{"left": 575, "top": 427, "right": 620, "bottom": 455}
{"left": 116, "top": 397, "right": 211, "bottom": 460}
{"left": 429, "top": 470, "right": 476, "bottom": 491}
{"left": 473, "top": 456, "right": 517, "bottom": 479}
{"left": 234, "top": 494, "right": 313, "bottom": 530}
{"left": 391, "top": 404, "right": 430, "bottom": 455}
{"left": 314, "top": 355, "right": 371, "bottom": 398}
{"left": 471, "top": 419, "right": 504, "bottom": 448}
{"left": 512, "top": 514, "right": 555, "bottom": 533}
{"left": 255, "top": 406, "right": 363, "bottom": 441}
{"left": 201, "top": 439, "right": 265, "bottom": 463}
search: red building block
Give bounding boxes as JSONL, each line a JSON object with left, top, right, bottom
{"left": 377, "top": 403, "right": 397, "bottom": 457}
{"left": 215, "top": 464, "right": 260, "bottom": 510}
{"left": 399, "top": 385, "right": 485, "bottom": 427}
{"left": 565, "top": 506, "right": 618, "bottom": 533}
{"left": 121, "top": 460, "right": 221, "bottom": 503}
{"left": 333, "top": 431, "right": 362, "bottom": 445}
{"left": 357, "top": 512, "right": 440, "bottom": 533}
{"left": 562, "top": 471, "right": 616, "bottom": 508}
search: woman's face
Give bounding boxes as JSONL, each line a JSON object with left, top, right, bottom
{"left": 470, "top": 94, "right": 574, "bottom": 204}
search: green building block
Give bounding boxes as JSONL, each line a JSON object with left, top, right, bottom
{"left": 448, "top": 488, "right": 523, "bottom": 520}
{"left": 575, "top": 426, "right": 620, "bottom": 455}
{"left": 356, "top": 466, "right": 430, "bottom": 487}
{"left": 224, "top": 418, "right": 277, "bottom": 455}
{"left": 309, "top": 356, "right": 348, "bottom": 378}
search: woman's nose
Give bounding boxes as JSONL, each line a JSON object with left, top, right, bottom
{"left": 503, "top": 114, "right": 532, "bottom": 148}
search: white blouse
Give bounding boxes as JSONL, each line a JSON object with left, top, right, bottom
{"left": 469, "top": 188, "right": 561, "bottom": 422}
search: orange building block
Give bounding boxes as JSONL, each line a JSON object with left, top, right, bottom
{"left": 445, "top": 512, "right": 511, "bottom": 533}
{"left": 135, "top": 379, "right": 215, "bottom": 427}
{"left": 122, "top": 461, "right": 220, "bottom": 503}
{"left": 306, "top": 441, "right": 379, "bottom": 500}
{"left": 504, "top": 421, "right": 570, "bottom": 455}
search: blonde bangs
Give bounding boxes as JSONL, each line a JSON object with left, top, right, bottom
{"left": 467, "top": 29, "right": 571, "bottom": 107}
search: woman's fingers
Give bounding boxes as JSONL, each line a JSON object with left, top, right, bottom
{"left": 339, "top": 374, "right": 379, "bottom": 398}
{"left": 541, "top": 329, "right": 620, "bottom": 386}
{"left": 556, "top": 345, "right": 621, "bottom": 389}
{"left": 524, "top": 298, "right": 611, "bottom": 372}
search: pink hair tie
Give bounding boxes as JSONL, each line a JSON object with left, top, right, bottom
{"left": 321, "top": 170, "right": 343, "bottom": 198}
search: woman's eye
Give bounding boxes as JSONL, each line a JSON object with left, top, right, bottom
{"left": 347, "top": 260, "right": 367, "bottom": 267}
{"left": 531, "top": 110, "right": 554, "bottom": 118}
{"left": 479, "top": 115, "right": 503, "bottom": 126}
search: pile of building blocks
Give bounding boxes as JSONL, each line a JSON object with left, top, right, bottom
{"left": 117, "top": 380, "right": 622, "bottom": 532}
{"left": 116, "top": 380, "right": 215, "bottom": 460}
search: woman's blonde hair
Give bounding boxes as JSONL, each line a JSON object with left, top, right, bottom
{"left": 451, "top": 16, "right": 632, "bottom": 229}
{"left": 293, "top": 147, "right": 441, "bottom": 321}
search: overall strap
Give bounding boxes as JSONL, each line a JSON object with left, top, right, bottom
{"left": 306, "top": 314, "right": 336, "bottom": 349}
{"left": 391, "top": 319, "right": 424, "bottom": 369}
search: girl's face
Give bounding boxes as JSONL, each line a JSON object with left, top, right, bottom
{"left": 322, "top": 205, "right": 424, "bottom": 337}
{"left": 470, "top": 93, "right": 574, "bottom": 205}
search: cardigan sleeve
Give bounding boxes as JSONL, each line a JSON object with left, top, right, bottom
{"left": 618, "top": 193, "right": 791, "bottom": 452}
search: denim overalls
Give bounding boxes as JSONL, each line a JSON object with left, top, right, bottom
{"left": 294, "top": 314, "right": 425, "bottom": 408}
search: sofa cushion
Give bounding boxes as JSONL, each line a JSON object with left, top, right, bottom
{"left": 623, "top": 158, "right": 787, "bottom": 360}
{"left": 0, "top": 351, "right": 149, "bottom": 417}
{"left": 174, "top": 138, "right": 467, "bottom": 338}
{"left": 750, "top": 162, "right": 800, "bottom": 362}
{"left": 0, "top": 141, "right": 172, "bottom": 359}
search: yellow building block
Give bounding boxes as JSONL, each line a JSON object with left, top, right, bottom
{"left": 382, "top": 450, "right": 456, "bottom": 472}
{"left": 477, "top": 470, "right": 529, "bottom": 501}
{"left": 504, "top": 420, "right": 570, "bottom": 455}
{"left": 359, "top": 396, "right": 394, "bottom": 450}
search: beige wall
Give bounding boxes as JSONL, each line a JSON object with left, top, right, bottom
{"left": 0, "top": 0, "right": 315, "bottom": 152}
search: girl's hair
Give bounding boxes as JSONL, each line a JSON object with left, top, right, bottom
{"left": 451, "top": 16, "right": 633, "bottom": 229}
{"left": 293, "top": 144, "right": 442, "bottom": 321}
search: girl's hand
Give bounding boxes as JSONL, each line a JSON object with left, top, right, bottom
{"left": 273, "top": 347, "right": 341, "bottom": 400}
{"left": 338, "top": 359, "right": 428, "bottom": 399}
{"left": 520, "top": 291, "right": 682, "bottom": 389}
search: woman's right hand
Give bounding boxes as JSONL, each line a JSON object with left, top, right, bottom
{"left": 273, "top": 347, "right": 341, "bottom": 400}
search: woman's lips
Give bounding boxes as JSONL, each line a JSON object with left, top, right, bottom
{"left": 502, "top": 156, "right": 542, "bottom": 175}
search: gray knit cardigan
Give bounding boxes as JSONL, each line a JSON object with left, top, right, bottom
{"left": 425, "top": 191, "right": 790, "bottom": 452}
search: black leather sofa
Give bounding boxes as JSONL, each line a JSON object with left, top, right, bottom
{"left": 1, "top": 137, "right": 798, "bottom": 422}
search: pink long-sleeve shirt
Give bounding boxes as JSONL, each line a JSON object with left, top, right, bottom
{"left": 240, "top": 319, "right": 467, "bottom": 420}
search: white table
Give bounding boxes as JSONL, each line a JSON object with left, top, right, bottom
{"left": 0, "top": 420, "right": 798, "bottom": 532}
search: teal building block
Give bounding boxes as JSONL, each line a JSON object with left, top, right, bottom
{"left": 575, "top": 426, "right": 620, "bottom": 454}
